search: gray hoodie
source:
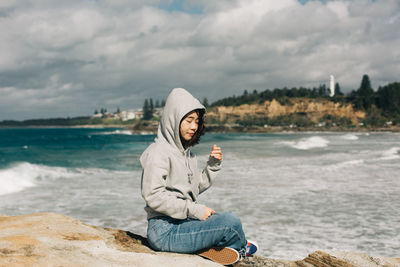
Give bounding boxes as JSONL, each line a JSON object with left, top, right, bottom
{"left": 140, "top": 88, "right": 221, "bottom": 220}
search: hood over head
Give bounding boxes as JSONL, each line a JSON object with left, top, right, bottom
{"left": 156, "top": 88, "right": 205, "bottom": 153}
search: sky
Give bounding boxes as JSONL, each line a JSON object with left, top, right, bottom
{"left": 0, "top": 0, "right": 399, "bottom": 120}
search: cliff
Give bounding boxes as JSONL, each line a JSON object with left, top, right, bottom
{"left": 207, "top": 98, "right": 366, "bottom": 125}
{"left": 1, "top": 213, "right": 399, "bottom": 267}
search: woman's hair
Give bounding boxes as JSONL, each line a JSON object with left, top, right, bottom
{"left": 180, "top": 109, "right": 206, "bottom": 149}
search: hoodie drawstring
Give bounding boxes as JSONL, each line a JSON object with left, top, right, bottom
{"left": 184, "top": 150, "right": 193, "bottom": 184}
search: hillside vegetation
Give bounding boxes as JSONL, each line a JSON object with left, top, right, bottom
{"left": 205, "top": 75, "right": 400, "bottom": 130}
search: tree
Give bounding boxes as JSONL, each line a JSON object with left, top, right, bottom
{"left": 377, "top": 82, "right": 400, "bottom": 115}
{"left": 161, "top": 99, "right": 166, "bottom": 107}
{"left": 334, "top": 82, "right": 343, "bottom": 96}
{"left": 116, "top": 107, "right": 120, "bottom": 113}
{"left": 288, "top": 87, "right": 298, "bottom": 97}
{"left": 355, "top": 74, "right": 374, "bottom": 110}
{"left": 202, "top": 97, "right": 209, "bottom": 108}
{"left": 318, "top": 84, "right": 327, "bottom": 96}
{"left": 358, "top": 74, "right": 374, "bottom": 97}
{"left": 149, "top": 98, "right": 154, "bottom": 112}
{"left": 155, "top": 99, "right": 160, "bottom": 108}
{"left": 94, "top": 109, "right": 98, "bottom": 114}
{"left": 142, "top": 99, "right": 153, "bottom": 120}
{"left": 311, "top": 87, "right": 318, "bottom": 97}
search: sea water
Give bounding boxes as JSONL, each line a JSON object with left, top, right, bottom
{"left": 0, "top": 128, "right": 399, "bottom": 260}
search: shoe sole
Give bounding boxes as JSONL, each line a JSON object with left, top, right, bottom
{"left": 197, "top": 247, "right": 239, "bottom": 265}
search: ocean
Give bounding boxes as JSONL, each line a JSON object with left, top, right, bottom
{"left": 0, "top": 128, "right": 399, "bottom": 260}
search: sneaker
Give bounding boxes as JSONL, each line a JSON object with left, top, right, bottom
{"left": 197, "top": 247, "right": 240, "bottom": 265}
{"left": 245, "top": 240, "right": 259, "bottom": 257}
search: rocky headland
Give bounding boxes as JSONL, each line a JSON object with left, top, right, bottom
{"left": 1, "top": 213, "right": 399, "bottom": 267}
{"left": 207, "top": 99, "right": 366, "bottom": 125}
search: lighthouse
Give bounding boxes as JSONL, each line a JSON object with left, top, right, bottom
{"left": 329, "top": 75, "right": 335, "bottom": 97}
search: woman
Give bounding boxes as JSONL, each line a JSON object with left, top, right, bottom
{"left": 140, "top": 88, "right": 258, "bottom": 265}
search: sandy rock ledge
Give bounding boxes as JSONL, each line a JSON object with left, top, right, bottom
{"left": 0, "top": 213, "right": 399, "bottom": 267}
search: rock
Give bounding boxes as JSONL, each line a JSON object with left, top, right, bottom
{"left": 0, "top": 213, "right": 220, "bottom": 267}
{"left": 234, "top": 251, "right": 400, "bottom": 267}
{"left": 1, "top": 213, "right": 399, "bottom": 267}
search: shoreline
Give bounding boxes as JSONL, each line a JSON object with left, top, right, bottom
{"left": 2, "top": 124, "right": 399, "bottom": 133}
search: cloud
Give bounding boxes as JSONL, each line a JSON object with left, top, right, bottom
{"left": 0, "top": 0, "right": 399, "bottom": 120}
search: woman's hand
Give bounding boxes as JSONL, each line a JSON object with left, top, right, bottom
{"left": 202, "top": 206, "right": 216, "bottom": 220}
{"left": 210, "top": 144, "right": 223, "bottom": 161}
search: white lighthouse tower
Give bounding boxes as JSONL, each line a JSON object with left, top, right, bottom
{"left": 329, "top": 75, "right": 335, "bottom": 97}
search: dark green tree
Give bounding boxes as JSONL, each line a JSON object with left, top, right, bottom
{"left": 155, "top": 99, "right": 160, "bottom": 108}
{"left": 358, "top": 74, "right": 374, "bottom": 97}
{"left": 355, "top": 74, "right": 374, "bottom": 110}
{"left": 202, "top": 97, "right": 209, "bottom": 108}
{"left": 334, "top": 82, "right": 343, "bottom": 96}
{"left": 318, "top": 84, "right": 327, "bottom": 96}
{"left": 116, "top": 107, "right": 120, "bottom": 113}
{"left": 311, "top": 87, "right": 318, "bottom": 97}
{"left": 161, "top": 99, "right": 166, "bottom": 107}
{"left": 94, "top": 109, "right": 98, "bottom": 114}
{"left": 288, "top": 87, "right": 298, "bottom": 97}
{"left": 143, "top": 99, "right": 153, "bottom": 120}
{"left": 376, "top": 82, "right": 400, "bottom": 115}
{"left": 149, "top": 98, "right": 154, "bottom": 112}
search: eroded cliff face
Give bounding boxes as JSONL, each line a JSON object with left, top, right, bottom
{"left": 207, "top": 98, "right": 366, "bottom": 125}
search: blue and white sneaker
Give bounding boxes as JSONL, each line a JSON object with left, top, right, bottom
{"left": 245, "top": 240, "right": 259, "bottom": 257}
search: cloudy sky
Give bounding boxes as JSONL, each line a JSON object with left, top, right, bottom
{"left": 0, "top": 0, "right": 399, "bottom": 120}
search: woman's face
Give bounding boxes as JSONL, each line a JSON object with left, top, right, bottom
{"left": 180, "top": 111, "right": 199, "bottom": 141}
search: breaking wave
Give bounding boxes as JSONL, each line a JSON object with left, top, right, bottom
{"left": 0, "top": 163, "right": 127, "bottom": 196}
{"left": 380, "top": 147, "right": 400, "bottom": 161}
{"left": 341, "top": 134, "right": 359, "bottom": 140}
{"left": 281, "top": 136, "right": 330, "bottom": 150}
{"left": 95, "top": 130, "right": 133, "bottom": 135}
{"left": 0, "top": 162, "right": 80, "bottom": 196}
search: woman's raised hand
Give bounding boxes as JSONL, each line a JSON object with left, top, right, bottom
{"left": 202, "top": 206, "right": 216, "bottom": 220}
{"left": 210, "top": 144, "right": 223, "bottom": 161}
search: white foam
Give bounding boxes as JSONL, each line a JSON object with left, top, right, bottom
{"left": 0, "top": 162, "right": 79, "bottom": 196}
{"left": 341, "top": 134, "right": 359, "bottom": 140}
{"left": 96, "top": 130, "right": 133, "bottom": 135}
{"left": 380, "top": 147, "right": 400, "bottom": 160}
{"left": 139, "top": 131, "right": 155, "bottom": 135}
{"left": 326, "top": 159, "right": 365, "bottom": 171}
{"left": 281, "top": 136, "right": 330, "bottom": 150}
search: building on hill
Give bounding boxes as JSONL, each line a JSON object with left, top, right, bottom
{"left": 92, "top": 113, "right": 103, "bottom": 119}
{"left": 119, "top": 109, "right": 143, "bottom": 121}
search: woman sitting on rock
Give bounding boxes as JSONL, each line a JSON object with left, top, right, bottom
{"left": 140, "top": 88, "right": 258, "bottom": 265}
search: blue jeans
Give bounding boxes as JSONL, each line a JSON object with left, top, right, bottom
{"left": 146, "top": 212, "right": 247, "bottom": 254}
